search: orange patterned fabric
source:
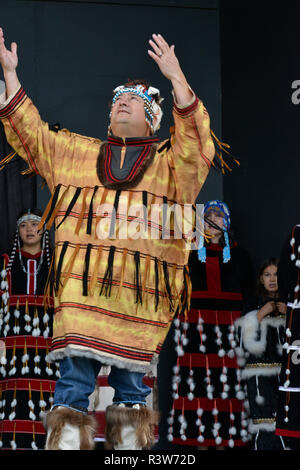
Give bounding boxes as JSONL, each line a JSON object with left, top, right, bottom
{"left": 0, "top": 87, "right": 215, "bottom": 371}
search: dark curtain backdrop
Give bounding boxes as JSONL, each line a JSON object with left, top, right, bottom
{"left": 0, "top": 123, "right": 36, "bottom": 255}
{"left": 220, "top": 1, "right": 300, "bottom": 274}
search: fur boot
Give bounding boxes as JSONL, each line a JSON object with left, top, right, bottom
{"left": 44, "top": 406, "right": 98, "bottom": 450}
{"left": 104, "top": 404, "right": 159, "bottom": 450}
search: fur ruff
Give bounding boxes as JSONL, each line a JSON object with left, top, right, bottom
{"left": 96, "top": 141, "right": 158, "bottom": 190}
{"left": 44, "top": 407, "right": 97, "bottom": 450}
{"left": 235, "top": 310, "right": 285, "bottom": 357}
{"left": 104, "top": 405, "right": 159, "bottom": 450}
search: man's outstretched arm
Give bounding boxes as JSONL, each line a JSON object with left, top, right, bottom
{"left": 0, "top": 27, "right": 20, "bottom": 97}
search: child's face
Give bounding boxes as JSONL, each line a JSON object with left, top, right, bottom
{"left": 261, "top": 264, "right": 278, "bottom": 294}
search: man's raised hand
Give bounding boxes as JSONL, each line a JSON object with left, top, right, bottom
{"left": 0, "top": 28, "right": 18, "bottom": 72}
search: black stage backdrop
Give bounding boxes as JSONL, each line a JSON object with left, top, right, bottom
{"left": 220, "top": 1, "right": 300, "bottom": 273}
{"left": 0, "top": 123, "right": 36, "bottom": 255}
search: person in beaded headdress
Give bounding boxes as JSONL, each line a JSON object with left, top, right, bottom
{"left": 0, "top": 29, "right": 218, "bottom": 450}
{"left": 168, "top": 200, "right": 254, "bottom": 449}
{"left": 0, "top": 208, "right": 57, "bottom": 450}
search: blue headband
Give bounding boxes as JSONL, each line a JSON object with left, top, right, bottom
{"left": 198, "top": 200, "right": 231, "bottom": 263}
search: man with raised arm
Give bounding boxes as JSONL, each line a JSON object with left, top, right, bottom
{"left": 0, "top": 28, "right": 215, "bottom": 450}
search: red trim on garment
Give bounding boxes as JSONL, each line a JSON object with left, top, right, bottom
{"left": 51, "top": 335, "right": 153, "bottom": 362}
{"left": 275, "top": 428, "right": 300, "bottom": 438}
{"left": 173, "top": 97, "right": 199, "bottom": 116}
{"left": 27, "top": 259, "right": 36, "bottom": 295}
{"left": 185, "top": 309, "right": 241, "bottom": 324}
{"left": 172, "top": 437, "right": 247, "bottom": 447}
{"left": 172, "top": 397, "right": 244, "bottom": 412}
{"left": 1, "top": 378, "right": 56, "bottom": 393}
{"left": 5, "top": 294, "right": 54, "bottom": 308}
{"left": 0, "top": 87, "right": 26, "bottom": 118}
{"left": 108, "top": 136, "right": 159, "bottom": 146}
{"left": 55, "top": 301, "right": 167, "bottom": 327}
{"left": 3, "top": 336, "right": 52, "bottom": 350}
{"left": 19, "top": 250, "right": 42, "bottom": 259}
{"left": 7, "top": 115, "right": 39, "bottom": 174}
{"left": 177, "top": 353, "right": 238, "bottom": 369}
{"left": 191, "top": 291, "right": 243, "bottom": 301}
{"left": 0, "top": 420, "right": 46, "bottom": 435}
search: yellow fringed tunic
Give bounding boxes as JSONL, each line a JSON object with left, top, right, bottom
{"left": 0, "top": 86, "right": 215, "bottom": 372}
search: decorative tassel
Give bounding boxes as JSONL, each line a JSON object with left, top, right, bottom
{"left": 75, "top": 187, "right": 90, "bottom": 235}
{"left": 55, "top": 241, "right": 69, "bottom": 294}
{"left": 32, "top": 306, "right": 41, "bottom": 337}
{"left": 210, "top": 130, "right": 240, "bottom": 174}
{"left": 162, "top": 196, "right": 168, "bottom": 239}
{"left": 89, "top": 245, "right": 103, "bottom": 296}
{"left": 0, "top": 150, "right": 17, "bottom": 171}
{"left": 28, "top": 381, "right": 36, "bottom": 421}
{"left": 46, "top": 185, "right": 70, "bottom": 230}
{"left": 141, "top": 254, "right": 150, "bottom": 304}
{"left": 56, "top": 187, "right": 81, "bottom": 230}
{"left": 34, "top": 339, "right": 41, "bottom": 375}
{"left": 100, "top": 246, "right": 115, "bottom": 297}
{"left": 37, "top": 184, "right": 62, "bottom": 232}
{"left": 9, "top": 340, "right": 17, "bottom": 377}
{"left": 116, "top": 248, "right": 128, "bottom": 300}
{"left": 142, "top": 191, "right": 148, "bottom": 231}
{"left": 9, "top": 382, "right": 17, "bottom": 421}
{"left": 58, "top": 244, "right": 81, "bottom": 299}
{"left": 83, "top": 244, "right": 92, "bottom": 296}
{"left": 133, "top": 251, "right": 142, "bottom": 306}
{"left": 10, "top": 422, "right": 17, "bottom": 450}
{"left": 86, "top": 186, "right": 99, "bottom": 235}
{"left": 162, "top": 261, "right": 174, "bottom": 312}
{"left": 154, "top": 257, "right": 159, "bottom": 312}
{"left": 223, "top": 231, "right": 231, "bottom": 263}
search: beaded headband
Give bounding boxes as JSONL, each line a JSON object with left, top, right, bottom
{"left": 111, "top": 84, "right": 164, "bottom": 132}
{"left": 17, "top": 214, "right": 42, "bottom": 228}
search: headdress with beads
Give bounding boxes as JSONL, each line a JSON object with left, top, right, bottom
{"left": 7, "top": 209, "right": 51, "bottom": 274}
{"left": 198, "top": 200, "right": 231, "bottom": 264}
{"left": 110, "top": 84, "right": 164, "bottom": 134}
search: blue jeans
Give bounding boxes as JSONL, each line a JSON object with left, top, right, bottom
{"left": 53, "top": 357, "right": 151, "bottom": 413}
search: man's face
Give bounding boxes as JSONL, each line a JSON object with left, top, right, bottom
{"left": 110, "top": 92, "right": 150, "bottom": 137}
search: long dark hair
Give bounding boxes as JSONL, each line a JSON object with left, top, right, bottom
{"left": 257, "top": 257, "right": 279, "bottom": 301}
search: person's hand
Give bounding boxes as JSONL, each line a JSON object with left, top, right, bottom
{"left": 0, "top": 27, "right": 18, "bottom": 73}
{"left": 257, "top": 301, "right": 276, "bottom": 322}
{"left": 276, "top": 302, "right": 287, "bottom": 315}
{"left": 148, "top": 34, "right": 183, "bottom": 82}
{"left": 148, "top": 33, "right": 193, "bottom": 106}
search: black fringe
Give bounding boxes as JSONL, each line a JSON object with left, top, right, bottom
{"left": 162, "top": 195, "right": 168, "bottom": 239}
{"left": 86, "top": 186, "right": 99, "bottom": 235}
{"left": 56, "top": 187, "right": 81, "bottom": 230}
{"left": 55, "top": 241, "right": 69, "bottom": 293}
{"left": 45, "top": 184, "right": 62, "bottom": 226}
{"left": 157, "top": 138, "right": 171, "bottom": 153}
{"left": 142, "top": 191, "right": 148, "bottom": 231}
{"left": 134, "top": 251, "right": 142, "bottom": 305}
{"left": 109, "top": 190, "right": 121, "bottom": 238}
{"left": 163, "top": 260, "right": 174, "bottom": 312}
{"left": 154, "top": 257, "right": 159, "bottom": 312}
{"left": 100, "top": 246, "right": 116, "bottom": 297}
{"left": 83, "top": 243, "right": 92, "bottom": 296}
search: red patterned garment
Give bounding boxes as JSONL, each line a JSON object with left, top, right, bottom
{"left": 0, "top": 251, "right": 57, "bottom": 450}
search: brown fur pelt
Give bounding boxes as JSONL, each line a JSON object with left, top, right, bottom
{"left": 44, "top": 406, "right": 98, "bottom": 450}
{"left": 97, "top": 142, "right": 158, "bottom": 190}
{"left": 104, "top": 405, "right": 159, "bottom": 450}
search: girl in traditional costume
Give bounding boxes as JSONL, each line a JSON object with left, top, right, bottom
{"left": 235, "top": 258, "right": 287, "bottom": 450}
{"left": 168, "top": 200, "right": 253, "bottom": 449}
{"left": 0, "top": 208, "right": 57, "bottom": 450}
